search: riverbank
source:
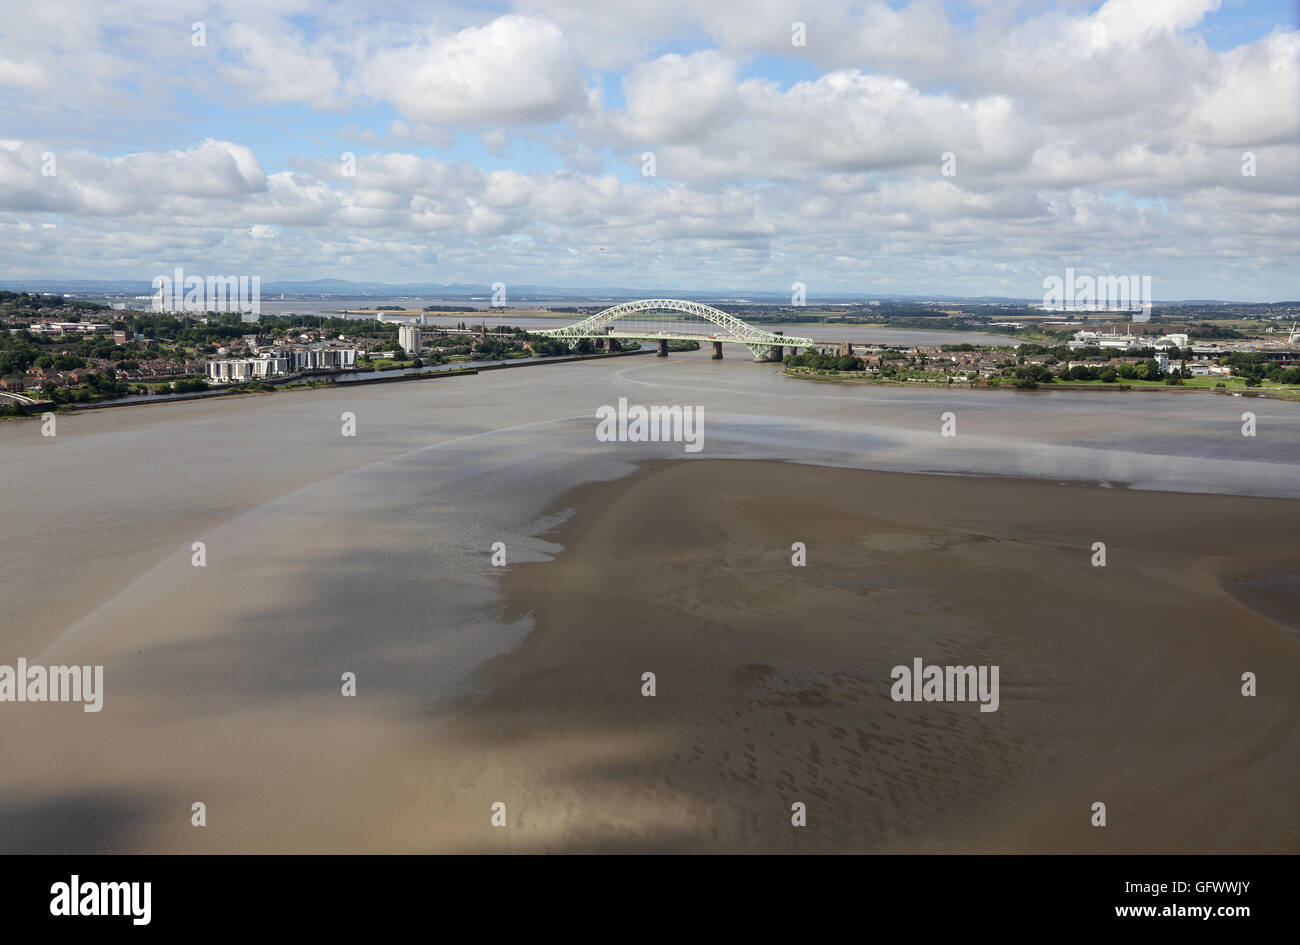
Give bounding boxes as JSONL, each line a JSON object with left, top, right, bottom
{"left": 0, "top": 347, "right": 655, "bottom": 417}
{"left": 783, "top": 367, "right": 1300, "bottom": 400}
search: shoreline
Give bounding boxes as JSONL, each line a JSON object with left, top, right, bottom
{"left": 782, "top": 368, "right": 1300, "bottom": 400}
{"left": 0, "top": 348, "right": 655, "bottom": 418}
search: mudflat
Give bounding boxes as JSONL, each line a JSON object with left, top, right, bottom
{"left": 390, "top": 459, "right": 1300, "bottom": 852}
{"left": 3, "top": 454, "right": 1297, "bottom": 853}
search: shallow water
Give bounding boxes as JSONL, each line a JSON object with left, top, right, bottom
{"left": 3, "top": 348, "right": 1298, "bottom": 712}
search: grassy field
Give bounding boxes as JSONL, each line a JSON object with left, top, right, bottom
{"left": 1057, "top": 376, "right": 1299, "bottom": 392}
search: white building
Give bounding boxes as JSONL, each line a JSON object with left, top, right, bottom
{"left": 398, "top": 325, "right": 422, "bottom": 356}
{"left": 1068, "top": 329, "right": 1140, "bottom": 350}
{"left": 286, "top": 344, "right": 358, "bottom": 371}
{"left": 205, "top": 354, "right": 290, "bottom": 382}
{"left": 1069, "top": 329, "right": 1190, "bottom": 352}
{"left": 208, "top": 344, "right": 359, "bottom": 380}
{"left": 25, "top": 322, "right": 111, "bottom": 335}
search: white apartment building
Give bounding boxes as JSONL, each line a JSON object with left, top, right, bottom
{"left": 287, "top": 345, "right": 358, "bottom": 371}
{"left": 398, "top": 325, "right": 422, "bottom": 355}
{"left": 205, "top": 354, "right": 290, "bottom": 381}
{"left": 206, "top": 344, "right": 358, "bottom": 381}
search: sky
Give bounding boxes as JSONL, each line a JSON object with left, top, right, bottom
{"left": 0, "top": 0, "right": 1296, "bottom": 300}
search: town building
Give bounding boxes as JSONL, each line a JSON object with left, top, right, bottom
{"left": 205, "top": 354, "right": 290, "bottom": 382}
{"left": 398, "top": 325, "right": 422, "bottom": 355}
{"left": 286, "top": 344, "right": 358, "bottom": 371}
{"left": 1068, "top": 329, "right": 1190, "bottom": 351}
{"left": 25, "top": 322, "right": 111, "bottom": 336}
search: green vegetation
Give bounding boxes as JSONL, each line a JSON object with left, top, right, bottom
{"left": 786, "top": 350, "right": 864, "bottom": 372}
{"left": 529, "top": 337, "right": 570, "bottom": 356}
{"left": 1, "top": 328, "right": 44, "bottom": 376}
{"left": 38, "top": 369, "right": 130, "bottom": 404}
{"left": 0, "top": 290, "right": 109, "bottom": 316}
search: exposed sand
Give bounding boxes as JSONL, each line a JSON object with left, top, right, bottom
{"left": 373, "top": 460, "right": 1300, "bottom": 852}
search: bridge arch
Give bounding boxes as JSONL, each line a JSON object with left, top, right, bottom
{"left": 536, "top": 299, "right": 818, "bottom": 361}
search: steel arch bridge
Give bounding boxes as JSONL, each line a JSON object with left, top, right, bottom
{"left": 536, "top": 299, "right": 818, "bottom": 361}
{"left": 0, "top": 390, "right": 38, "bottom": 406}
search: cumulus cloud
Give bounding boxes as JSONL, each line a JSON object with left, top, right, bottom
{"left": 361, "top": 15, "right": 588, "bottom": 125}
{"left": 0, "top": 140, "right": 266, "bottom": 216}
{"left": 221, "top": 23, "right": 344, "bottom": 106}
{"left": 0, "top": 1, "right": 1294, "bottom": 298}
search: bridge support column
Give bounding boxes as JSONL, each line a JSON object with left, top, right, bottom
{"left": 711, "top": 341, "right": 723, "bottom": 360}
{"left": 771, "top": 330, "right": 784, "bottom": 362}
{"left": 657, "top": 339, "right": 669, "bottom": 357}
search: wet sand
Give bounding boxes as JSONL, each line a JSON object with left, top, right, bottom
{"left": 385, "top": 460, "right": 1300, "bottom": 852}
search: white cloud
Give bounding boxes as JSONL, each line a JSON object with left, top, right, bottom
{"left": 0, "top": 1, "right": 1294, "bottom": 298}
{"left": 221, "top": 23, "right": 344, "bottom": 106}
{"left": 618, "top": 51, "right": 740, "bottom": 143}
{"left": 361, "top": 15, "right": 588, "bottom": 125}
{"left": 0, "top": 55, "right": 46, "bottom": 89}
{"left": 1187, "top": 31, "right": 1300, "bottom": 147}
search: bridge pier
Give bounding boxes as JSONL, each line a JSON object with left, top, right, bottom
{"left": 711, "top": 341, "right": 723, "bottom": 360}
{"left": 657, "top": 339, "right": 669, "bottom": 357}
{"left": 771, "top": 330, "right": 784, "bottom": 362}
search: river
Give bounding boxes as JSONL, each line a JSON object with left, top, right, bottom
{"left": 1, "top": 348, "right": 1296, "bottom": 850}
